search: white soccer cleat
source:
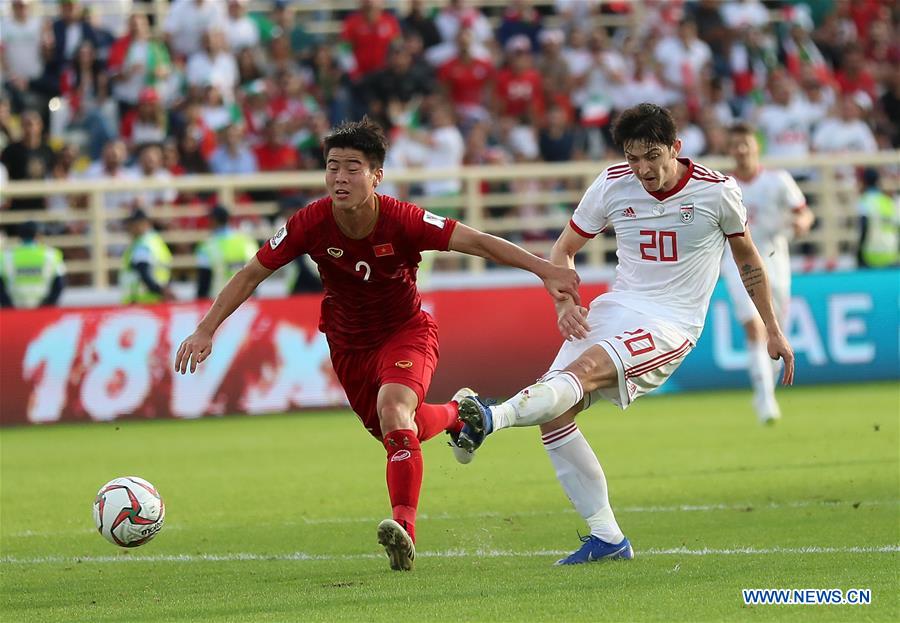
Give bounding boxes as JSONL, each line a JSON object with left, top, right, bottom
{"left": 377, "top": 518, "right": 415, "bottom": 571}
{"left": 447, "top": 387, "right": 477, "bottom": 464}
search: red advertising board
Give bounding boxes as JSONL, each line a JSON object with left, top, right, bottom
{"left": 0, "top": 284, "right": 607, "bottom": 426}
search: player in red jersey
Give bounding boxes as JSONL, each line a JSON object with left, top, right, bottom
{"left": 174, "top": 118, "right": 580, "bottom": 571}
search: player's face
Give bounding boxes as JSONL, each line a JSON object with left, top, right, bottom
{"left": 325, "top": 148, "right": 383, "bottom": 210}
{"left": 624, "top": 140, "right": 681, "bottom": 193}
{"left": 727, "top": 132, "right": 759, "bottom": 170}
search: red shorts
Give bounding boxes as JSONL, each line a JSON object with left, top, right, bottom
{"left": 330, "top": 312, "right": 440, "bottom": 439}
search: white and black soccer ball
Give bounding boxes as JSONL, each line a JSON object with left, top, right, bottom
{"left": 92, "top": 477, "right": 165, "bottom": 548}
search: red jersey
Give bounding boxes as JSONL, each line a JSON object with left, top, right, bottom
{"left": 256, "top": 194, "right": 457, "bottom": 350}
{"left": 341, "top": 11, "right": 401, "bottom": 78}
{"left": 495, "top": 68, "right": 544, "bottom": 119}
{"left": 437, "top": 57, "right": 495, "bottom": 107}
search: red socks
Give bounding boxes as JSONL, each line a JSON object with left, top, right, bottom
{"left": 383, "top": 429, "right": 423, "bottom": 543}
{"left": 414, "top": 402, "right": 461, "bottom": 441}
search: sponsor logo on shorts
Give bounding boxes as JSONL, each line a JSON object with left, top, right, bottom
{"left": 269, "top": 226, "right": 287, "bottom": 249}
{"left": 680, "top": 202, "right": 695, "bottom": 223}
{"left": 391, "top": 450, "right": 412, "bottom": 462}
{"left": 395, "top": 360, "right": 413, "bottom": 368}
{"left": 327, "top": 247, "right": 344, "bottom": 258}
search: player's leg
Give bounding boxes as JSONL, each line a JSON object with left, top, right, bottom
{"left": 456, "top": 345, "right": 616, "bottom": 451}
{"left": 376, "top": 382, "right": 421, "bottom": 570}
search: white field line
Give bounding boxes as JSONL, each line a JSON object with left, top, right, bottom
{"left": 6, "top": 499, "right": 898, "bottom": 538}
{"left": 1, "top": 546, "right": 898, "bottom": 565}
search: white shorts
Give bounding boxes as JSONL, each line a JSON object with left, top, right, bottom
{"left": 543, "top": 298, "right": 693, "bottom": 410}
{"left": 721, "top": 243, "right": 791, "bottom": 326}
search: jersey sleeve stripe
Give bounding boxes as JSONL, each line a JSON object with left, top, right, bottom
{"left": 607, "top": 170, "right": 632, "bottom": 180}
{"left": 725, "top": 231, "right": 746, "bottom": 238}
{"left": 569, "top": 219, "right": 597, "bottom": 239}
{"left": 691, "top": 173, "right": 727, "bottom": 183}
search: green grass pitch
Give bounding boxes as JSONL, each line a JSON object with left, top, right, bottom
{"left": 1, "top": 383, "right": 898, "bottom": 622}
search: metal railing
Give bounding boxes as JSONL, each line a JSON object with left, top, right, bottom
{"left": 1, "top": 151, "right": 898, "bottom": 289}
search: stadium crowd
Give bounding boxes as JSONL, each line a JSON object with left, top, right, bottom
{"left": 0, "top": 0, "right": 898, "bottom": 302}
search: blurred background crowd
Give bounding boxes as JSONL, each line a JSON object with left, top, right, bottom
{"left": 0, "top": 0, "right": 897, "bottom": 301}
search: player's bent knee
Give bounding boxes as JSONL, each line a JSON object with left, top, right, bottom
{"left": 378, "top": 403, "right": 416, "bottom": 435}
{"left": 565, "top": 346, "right": 619, "bottom": 393}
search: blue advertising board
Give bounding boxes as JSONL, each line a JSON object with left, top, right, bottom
{"left": 667, "top": 269, "right": 900, "bottom": 391}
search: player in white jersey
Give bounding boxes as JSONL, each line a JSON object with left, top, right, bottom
{"left": 722, "top": 123, "right": 814, "bottom": 424}
{"left": 454, "top": 104, "right": 795, "bottom": 565}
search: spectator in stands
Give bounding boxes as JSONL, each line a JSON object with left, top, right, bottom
{"left": 267, "top": 32, "right": 302, "bottom": 77}
{"left": 187, "top": 29, "right": 239, "bottom": 101}
{"left": 272, "top": 0, "right": 316, "bottom": 62}
{"left": 402, "top": 0, "right": 442, "bottom": 50}
{"left": 537, "top": 29, "right": 571, "bottom": 105}
{"left": 109, "top": 13, "right": 173, "bottom": 116}
{"left": 195, "top": 204, "right": 258, "bottom": 299}
{"left": 0, "top": 111, "right": 54, "bottom": 212}
{"left": 364, "top": 41, "right": 435, "bottom": 129}
{"left": 308, "top": 44, "right": 351, "bottom": 125}
{"left": 50, "top": 0, "right": 103, "bottom": 74}
{"left": 80, "top": 138, "right": 135, "bottom": 213}
{"left": 164, "top": 0, "right": 226, "bottom": 59}
{"left": 494, "top": 35, "right": 544, "bottom": 123}
{"left": 721, "top": 0, "right": 769, "bottom": 30}
{"left": 671, "top": 102, "right": 706, "bottom": 157}
{"left": 419, "top": 103, "right": 465, "bottom": 201}
{"left": 209, "top": 122, "right": 258, "bottom": 175}
{"left": 435, "top": 0, "right": 492, "bottom": 51}
{"left": 812, "top": 93, "right": 878, "bottom": 157}
{"left": 121, "top": 87, "right": 168, "bottom": 153}
{"left": 754, "top": 71, "right": 815, "bottom": 164}
{"left": 83, "top": 0, "right": 131, "bottom": 39}
{"left": 857, "top": 168, "right": 899, "bottom": 269}
{"left": 539, "top": 104, "right": 577, "bottom": 163}
{"left": 0, "top": 0, "right": 49, "bottom": 114}
{"left": 177, "top": 129, "right": 211, "bottom": 175}
{"left": 436, "top": 25, "right": 495, "bottom": 126}
{"left": 688, "top": 0, "right": 731, "bottom": 78}
{"left": 497, "top": 0, "right": 543, "bottom": 52}
{"left": 561, "top": 28, "right": 593, "bottom": 110}
{"left": 131, "top": 143, "right": 177, "bottom": 208}
{"left": 223, "top": 0, "right": 259, "bottom": 52}
{"left": 253, "top": 118, "right": 298, "bottom": 173}
{"left": 0, "top": 221, "right": 65, "bottom": 309}
{"left": 121, "top": 208, "right": 175, "bottom": 304}
{"left": 835, "top": 43, "right": 877, "bottom": 101}
{"left": 0, "top": 96, "right": 18, "bottom": 151}
{"left": 342, "top": 0, "right": 401, "bottom": 80}
{"left": 235, "top": 47, "right": 265, "bottom": 87}
{"left": 654, "top": 17, "right": 712, "bottom": 110}
{"left": 879, "top": 65, "right": 900, "bottom": 148}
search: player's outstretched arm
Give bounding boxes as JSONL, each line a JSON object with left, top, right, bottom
{"left": 728, "top": 232, "right": 795, "bottom": 385}
{"left": 175, "top": 257, "right": 273, "bottom": 374}
{"left": 448, "top": 222, "right": 581, "bottom": 304}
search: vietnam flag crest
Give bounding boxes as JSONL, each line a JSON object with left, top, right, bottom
{"left": 373, "top": 243, "right": 394, "bottom": 257}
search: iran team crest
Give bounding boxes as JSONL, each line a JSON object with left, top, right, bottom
{"left": 679, "top": 203, "right": 695, "bottom": 224}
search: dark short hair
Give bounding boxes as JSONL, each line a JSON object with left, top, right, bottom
{"left": 728, "top": 121, "right": 757, "bottom": 136}
{"left": 611, "top": 103, "right": 678, "bottom": 151}
{"left": 18, "top": 221, "right": 38, "bottom": 241}
{"left": 322, "top": 117, "right": 387, "bottom": 169}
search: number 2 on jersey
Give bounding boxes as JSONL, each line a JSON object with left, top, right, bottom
{"left": 639, "top": 230, "right": 678, "bottom": 262}
{"left": 355, "top": 261, "right": 371, "bottom": 281}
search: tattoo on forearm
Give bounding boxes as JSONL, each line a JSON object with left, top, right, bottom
{"left": 741, "top": 263, "right": 764, "bottom": 299}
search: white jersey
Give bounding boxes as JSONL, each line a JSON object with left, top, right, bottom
{"left": 733, "top": 168, "right": 806, "bottom": 257}
{"left": 571, "top": 159, "right": 747, "bottom": 343}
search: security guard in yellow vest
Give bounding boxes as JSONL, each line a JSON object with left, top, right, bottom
{"left": 195, "top": 205, "right": 259, "bottom": 299}
{"left": 0, "top": 221, "right": 66, "bottom": 308}
{"left": 857, "top": 168, "right": 899, "bottom": 268}
{"left": 121, "top": 209, "right": 175, "bottom": 304}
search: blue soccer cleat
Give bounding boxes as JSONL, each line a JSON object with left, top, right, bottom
{"left": 456, "top": 395, "right": 494, "bottom": 452}
{"left": 447, "top": 388, "right": 478, "bottom": 464}
{"left": 555, "top": 535, "right": 634, "bottom": 566}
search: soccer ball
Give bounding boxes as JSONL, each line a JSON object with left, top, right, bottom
{"left": 92, "top": 476, "right": 165, "bottom": 547}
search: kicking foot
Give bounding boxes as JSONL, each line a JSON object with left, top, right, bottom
{"left": 555, "top": 535, "right": 634, "bottom": 566}
{"left": 377, "top": 519, "right": 415, "bottom": 571}
{"left": 447, "top": 388, "right": 478, "bottom": 464}
{"left": 456, "top": 395, "right": 494, "bottom": 452}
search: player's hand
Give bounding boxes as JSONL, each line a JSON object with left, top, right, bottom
{"left": 175, "top": 329, "right": 213, "bottom": 374}
{"left": 767, "top": 331, "right": 794, "bottom": 386}
{"left": 543, "top": 264, "right": 581, "bottom": 306}
{"left": 556, "top": 299, "right": 590, "bottom": 341}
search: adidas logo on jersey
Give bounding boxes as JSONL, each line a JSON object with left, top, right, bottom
{"left": 622, "top": 207, "right": 636, "bottom": 218}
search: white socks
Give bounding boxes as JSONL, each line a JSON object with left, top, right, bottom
{"left": 747, "top": 340, "right": 778, "bottom": 416}
{"left": 490, "top": 372, "right": 584, "bottom": 431}
{"left": 542, "top": 423, "right": 624, "bottom": 543}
